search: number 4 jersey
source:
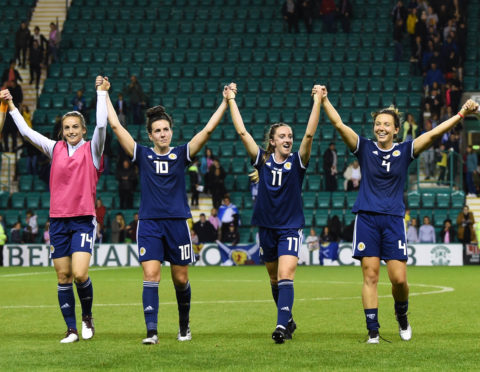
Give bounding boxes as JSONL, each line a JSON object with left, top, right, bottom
{"left": 133, "top": 143, "right": 192, "bottom": 220}
{"left": 352, "top": 136, "right": 416, "bottom": 217}
{"left": 252, "top": 148, "right": 307, "bottom": 229}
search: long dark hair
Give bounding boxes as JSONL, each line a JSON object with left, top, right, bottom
{"left": 262, "top": 122, "right": 291, "bottom": 162}
{"left": 145, "top": 105, "right": 173, "bottom": 134}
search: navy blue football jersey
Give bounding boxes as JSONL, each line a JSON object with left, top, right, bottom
{"left": 252, "top": 149, "right": 307, "bottom": 228}
{"left": 133, "top": 143, "right": 192, "bottom": 219}
{"left": 352, "top": 136, "right": 415, "bottom": 217}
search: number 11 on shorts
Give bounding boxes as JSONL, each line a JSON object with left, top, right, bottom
{"left": 287, "top": 237, "right": 299, "bottom": 252}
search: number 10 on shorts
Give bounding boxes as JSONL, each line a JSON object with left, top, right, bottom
{"left": 178, "top": 244, "right": 191, "bottom": 260}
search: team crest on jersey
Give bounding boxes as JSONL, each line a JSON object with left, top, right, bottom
{"left": 392, "top": 150, "right": 401, "bottom": 157}
{"left": 50, "top": 245, "right": 55, "bottom": 254}
{"left": 168, "top": 153, "right": 177, "bottom": 160}
{"left": 140, "top": 247, "right": 146, "bottom": 256}
{"left": 284, "top": 162, "right": 292, "bottom": 170}
{"left": 357, "top": 242, "right": 366, "bottom": 251}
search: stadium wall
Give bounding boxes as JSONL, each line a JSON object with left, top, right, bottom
{"left": 2, "top": 243, "right": 466, "bottom": 267}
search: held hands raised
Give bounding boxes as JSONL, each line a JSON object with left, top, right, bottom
{"left": 96, "top": 76, "right": 111, "bottom": 91}
{"left": 0, "top": 89, "right": 12, "bottom": 102}
{"left": 223, "top": 82, "right": 237, "bottom": 102}
{"left": 311, "top": 85, "right": 327, "bottom": 103}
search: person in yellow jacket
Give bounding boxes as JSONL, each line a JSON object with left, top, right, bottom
{"left": 0, "top": 215, "right": 7, "bottom": 266}
{"left": 436, "top": 143, "right": 448, "bottom": 184}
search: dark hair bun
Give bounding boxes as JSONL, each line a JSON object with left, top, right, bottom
{"left": 146, "top": 105, "right": 167, "bottom": 119}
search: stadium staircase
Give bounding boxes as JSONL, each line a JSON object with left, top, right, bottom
{"left": 1, "top": 0, "right": 479, "bottom": 242}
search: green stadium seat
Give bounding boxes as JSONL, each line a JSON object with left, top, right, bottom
{"left": 421, "top": 192, "right": 435, "bottom": 208}
{"left": 331, "top": 192, "right": 345, "bottom": 208}
{"left": 11, "top": 193, "right": 26, "bottom": 209}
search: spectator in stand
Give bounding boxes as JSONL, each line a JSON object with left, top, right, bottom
{"left": 208, "top": 207, "right": 220, "bottom": 233}
{"left": 392, "top": 1, "right": 408, "bottom": 27}
{"left": 343, "top": 159, "right": 361, "bottom": 191}
{"left": 419, "top": 216, "right": 435, "bottom": 243}
{"left": 10, "top": 221, "right": 22, "bottom": 243}
{"left": 47, "top": 22, "right": 60, "bottom": 64}
{"left": 221, "top": 223, "right": 239, "bottom": 246}
{"left": 25, "top": 209, "right": 38, "bottom": 243}
{"left": 31, "top": 26, "right": 47, "bottom": 58}
{"left": 110, "top": 212, "right": 126, "bottom": 243}
{"left": 249, "top": 169, "right": 259, "bottom": 207}
{"left": 2, "top": 80, "right": 23, "bottom": 152}
{"left": 193, "top": 213, "right": 217, "bottom": 243}
{"left": 394, "top": 18, "right": 405, "bottom": 61}
{"left": 420, "top": 120, "right": 436, "bottom": 180}
{"left": 95, "top": 198, "right": 106, "bottom": 232}
{"left": 29, "top": 40, "right": 43, "bottom": 89}
{"left": 465, "top": 146, "right": 477, "bottom": 197}
{"left": 406, "top": 7, "right": 418, "bottom": 52}
{"left": 457, "top": 205, "right": 476, "bottom": 244}
{"left": 281, "top": 0, "right": 299, "bottom": 33}
{"left": 402, "top": 113, "right": 418, "bottom": 142}
{"left": 323, "top": 142, "right": 338, "bottom": 191}
{"left": 125, "top": 213, "right": 139, "bottom": 243}
{"left": 71, "top": 90, "right": 87, "bottom": 118}
{"left": 199, "top": 147, "right": 215, "bottom": 191}
{"left": 113, "top": 93, "right": 128, "bottom": 126}
{"left": 319, "top": 225, "right": 334, "bottom": 245}
{"left": 188, "top": 157, "right": 200, "bottom": 208}
{"left": 337, "top": 0, "right": 353, "bottom": 33}
{"left": 218, "top": 195, "right": 239, "bottom": 241}
{"left": 124, "top": 75, "right": 147, "bottom": 125}
{"left": 117, "top": 159, "right": 137, "bottom": 209}
{"left": 424, "top": 62, "right": 445, "bottom": 91}
{"left": 0, "top": 215, "right": 6, "bottom": 266}
{"left": 21, "top": 104, "right": 31, "bottom": 127}
{"left": 436, "top": 143, "right": 449, "bottom": 184}
{"left": 406, "top": 217, "right": 419, "bottom": 243}
{"left": 44, "top": 221, "right": 50, "bottom": 245}
{"left": 299, "top": 0, "right": 314, "bottom": 33}
{"left": 207, "top": 159, "right": 226, "bottom": 209}
{"left": 305, "top": 227, "right": 320, "bottom": 251}
{"left": 319, "top": 0, "right": 337, "bottom": 33}
{"left": 328, "top": 215, "right": 342, "bottom": 242}
{"left": 439, "top": 218, "right": 455, "bottom": 243}
{"left": 15, "top": 21, "right": 30, "bottom": 68}
{"left": 1, "top": 59, "right": 22, "bottom": 86}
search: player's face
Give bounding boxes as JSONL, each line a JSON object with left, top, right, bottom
{"left": 149, "top": 119, "right": 172, "bottom": 151}
{"left": 373, "top": 113, "right": 398, "bottom": 148}
{"left": 62, "top": 116, "right": 86, "bottom": 146}
{"left": 270, "top": 125, "right": 293, "bottom": 159}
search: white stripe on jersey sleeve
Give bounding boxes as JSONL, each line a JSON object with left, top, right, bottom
{"left": 297, "top": 152, "right": 306, "bottom": 169}
{"left": 352, "top": 135, "right": 360, "bottom": 155}
{"left": 253, "top": 148, "right": 261, "bottom": 167}
{"left": 186, "top": 142, "right": 192, "bottom": 162}
{"left": 132, "top": 142, "right": 138, "bottom": 162}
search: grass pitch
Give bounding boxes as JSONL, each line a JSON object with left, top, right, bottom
{"left": 1, "top": 265, "right": 479, "bottom": 371}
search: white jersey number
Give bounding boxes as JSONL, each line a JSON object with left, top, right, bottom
{"left": 287, "top": 237, "right": 299, "bottom": 252}
{"left": 178, "top": 244, "right": 191, "bottom": 260}
{"left": 382, "top": 160, "right": 391, "bottom": 172}
{"left": 271, "top": 170, "right": 283, "bottom": 186}
{"left": 80, "top": 233, "right": 93, "bottom": 250}
{"left": 154, "top": 160, "right": 169, "bottom": 174}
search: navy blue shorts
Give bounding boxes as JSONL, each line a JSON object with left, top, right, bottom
{"left": 352, "top": 212, "right": 407, "bottom": 261}
{"left": 137, "top": 219, "right": 195, "bottom": 265}
{"left": 258, "top": 227, "right": 303, "bottom": 262}
{"left": 49, "top": 216, "right": 97, "bottom": 259}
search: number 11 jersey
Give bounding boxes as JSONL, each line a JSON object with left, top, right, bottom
{"left": 252, "top": 149, "right": 307, "bottom": 229}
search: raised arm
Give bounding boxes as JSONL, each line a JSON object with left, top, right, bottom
{"left": 226, "top": 83, "right": 259, "bottom": 161}
{"left": 299, "top": 85, "right": 323, "bottom": 165}
{"left": 321, "top": 86, "right": 358, "bottom": 152}
{"left": 105, "top": 87, "right": 135, "bottom": 158}
{"left": 0, "top": 90, "right": 8, "bottom": 132}
{"left": 91, "top": 76, "right": 109, "bottom": 170}
{"left": 2, "top": 89, "right": 56, "bottom": 158}
{"left": 188, "top": 86, "right": 229, "bottom": 158}
{"left": 413, "top": 99, "right": 479, "bottom": 157}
